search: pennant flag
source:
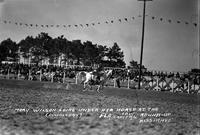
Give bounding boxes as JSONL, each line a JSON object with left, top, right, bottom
{"left": 63, "top": 25, "right": 66, "bottom": 27}
{"left": 160, "top": 18, "right": 163, "bottom": 21}
{"left": 118, "top": 19, "right": 121, "bottom": 22}
{"left": 35, "top": 24, "right": 38, "bottom": 27}
{"left": 80, "top": 24, "right": 83, "bottom": 27}
{"left": 193, "top": 23, "right": 197, "bottom": 27}
{"left": 152, "top": 16, "right": 155, "bottom": 20}
{"left": 132, "top": 17, "right": 135, "bottom": 20}
{"left": 46, "top": 25, "right": 48, "bottom": 27}
{"left": 124, "top": 18, "right": 128, "bottom": 21}
{"left": 20, "top": 23, "right": 23, "bottom": 26}
{"left": 68, "top": 25, "right": 71, "bottom": 27}
{"left": 30, "top": 24, "right": 33, "bottom": 27}
{"left": 185, "top": 22, "right": 189, "bottom": 25}
{"left": 168, "top": 19, "right": 172, "bottom": 23}
{"left": 51, "top": 25, "right": 54, "bottom": 27}
{"left": 74, "top": 25, "right": 78, "bottom": 27}
{"left": 111, "top": 20, "right": 114, "bottom": 23}
{"left": 15, "top": 22, "right": 18, "bottom": 25}
{"left": 98, "top": 22, "right": 100, "bottom": 24}
{"left": 105, "top": 21, "right": 108, "bottom": 24}
{"left": 3, "top": 20, "right": 7, "bottom": 24}
{"left": 56, "top": 25, "right": 60, "bottom": 27}
{"left": 25, "top": 24, "right": 28, "bottom": 26}
{"left": 41, "top": 25, "right": 44, "bottom": 27}
{"left": 177, "top": 21, "right": 180, "bottom": 23}
{"left": 92, "top": 23, "right": 95, "bottom": 26}
{"left": 86, "top": 24, "right": 89, "bottom": 27}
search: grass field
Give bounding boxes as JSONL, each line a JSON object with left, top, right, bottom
{"left": 0, "top": 79, "right": 199, "bottom": 135}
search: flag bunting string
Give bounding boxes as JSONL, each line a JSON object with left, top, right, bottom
{"left": 0, "top": 15, "right": 197, "bottom": 29}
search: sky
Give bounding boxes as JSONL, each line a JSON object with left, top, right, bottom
{"left": 0, "top": 0, "right": 199, "bottom": 72}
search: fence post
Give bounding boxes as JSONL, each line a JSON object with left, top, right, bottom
{"left": 75, "top": 74, "right": 78, "bottom": 84}
{"left": 156, "top": 77, "right": 159, "bottom": 91}
{"left": 7, "top": 68, "right": 10, "bottom": 79}
{"left": 63, "top": 71, "right": 65, "bottom": 83}
{"left": 113, "top": 78, "right": 116, "bottom": 88}
{"left": 187, "top": 81, "right": 190, "bottom": 94}
{"left": 28, "top": 69, "right": 31, "bottom": 80}
{"left": 127, "top": 77, "right": 130, "bottom": 89}
{"left": 40, "top": 69, "right": 42, "bottom": 82}
{"left": 51, "top": 72, "right": 54, "bottom": 83}
{"left": 17, "top": 70, "right": 20, "bottom": 80}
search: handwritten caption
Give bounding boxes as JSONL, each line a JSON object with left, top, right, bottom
{"left": 14, "top": 107, "right": 171, "bottom": 123}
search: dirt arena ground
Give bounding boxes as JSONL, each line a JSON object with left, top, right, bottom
{"left": 0, "top": 79, "right": 199, "bottom": 135}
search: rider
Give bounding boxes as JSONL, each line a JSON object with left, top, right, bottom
{"left": 92, "top": 66, "right": 103, "bottom": 84}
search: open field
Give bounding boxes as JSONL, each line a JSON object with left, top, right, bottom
{"left": 0, "top": 79, "right": 199, "bottom": 135}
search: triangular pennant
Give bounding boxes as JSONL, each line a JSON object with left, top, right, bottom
{"left": 46, "top": 25, "right": 48, "bottom": 27}
{"left": 193, "top": 23, "right": 197, "bottom": 27}
{"left": 80, "top": 24, "right": 83, "bottom": 27}
{"left": 41, "top": 25, "right": 44, "bottom": 27}
{"left": 68, "top": 25, "right": 71, "bottom": 27}
{"left": 74, "top": 25, "right": 78, "bottom": 27}
{"left": 51, "top": 25, "right": 54, "bottom": 27}
{"left": 19, "top": 23, "right": 23, "bottom": 26}
{"left": 105, "top": 21, "right": 108, "bottom": 24}
{"left": 160, "top": 18, "right": 163, "bottom": 21}
{"left": 185, "top": 22, "right": 189, "bottom": 25}
{"left": 177, "top": 21, "right": 180, "bottom": 23}
{"left": 92, "top": 23, "right": 95, "bottom": 26}
{"left": 3, "top": 20, "right": 7, "bottom": 24}
{"left": 132, "top": 17, "right": 135, "bottom": 20}
{"left": 63, "top": 25, "right": 66, "bottom": 27}
{"left": 168, "top": 19, "right": 172, "bottom": 23}
{"left": 35, "top": 24, "right": 38, "bottom": 27}
{"left": 111, "top": 20, "right": 114, "bottom": 23}
{"left": 86, "top": 24, "right": 89, "bottom": 27}
{"left": 15, "top": 22, "right": 18, "bottom": 25}
{"left": 30, "top": 24, "right": 33, "bottom": 27}
{"left": 152, "top": 16, "right": 155, "bottom": 20}
{"left": 25, "top": 24, "right": 28, "bottom": 26}
{"left": 98, "top": 22, "right": 100, "bottom": 24}
{"left": 119, "top": 19, "right": 121, "bottom": 22}
{"left": 124, "top": 18, "right": 128, "bottom": 21}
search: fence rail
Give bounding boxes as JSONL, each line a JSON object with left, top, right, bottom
{"left": 0, "top": 70, "right": 199, "bottom": 94}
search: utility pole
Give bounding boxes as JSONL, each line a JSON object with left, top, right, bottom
{"left": 138, "top": 0, "right": 152, "bottom": 89}
{"left": 198, "top": 12, "right": 200, "bottom": 69}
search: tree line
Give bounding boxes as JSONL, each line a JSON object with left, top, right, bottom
{"left": 0, "top": 32, "right": 128, "bottom": 67}
{"left": 0, "top": 32, "right": 147, "bottom": 69}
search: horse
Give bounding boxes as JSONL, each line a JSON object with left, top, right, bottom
{"left": 76, "top": 69, "right": 113, "bottom": 92}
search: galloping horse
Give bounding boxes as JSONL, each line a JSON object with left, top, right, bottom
{"left": 76, "top": 69, "right": 113, "bottom": 92}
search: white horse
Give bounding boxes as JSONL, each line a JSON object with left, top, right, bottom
{"left": 76, "top": 69, "right": 113, "bottom": 92}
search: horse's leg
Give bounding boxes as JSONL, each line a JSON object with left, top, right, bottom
{"left": 97, "top": 85, "right": 101, "bottom": 93}
{"left": 83, "top": 81, "right": 87, "bottom": 91}
{"left": 89, "top": 85, "right": 93, "bottom": 91}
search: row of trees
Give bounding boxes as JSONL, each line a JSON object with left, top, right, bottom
{"left": 0, "top": 32, "right": 128, "bottom": 67}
